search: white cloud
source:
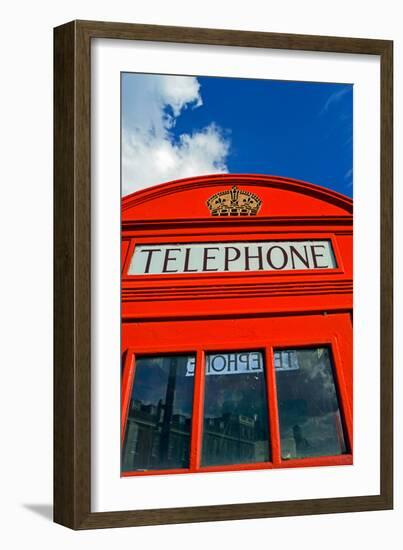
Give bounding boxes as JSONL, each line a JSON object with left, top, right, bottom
{"left": 122, "top": 74, "right": 230, "bottom": 195}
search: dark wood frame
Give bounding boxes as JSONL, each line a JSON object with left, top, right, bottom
{"left": 54, "top": 19, "right": 393, "bottom": 530}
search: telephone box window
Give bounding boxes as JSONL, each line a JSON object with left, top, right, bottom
{"left": 274, "top": 347, "right": 347, "bottom": 460}
{"left": 122, "top": 355, "right": 195, "bottom": 472}
{"left": 201, "top": 351, "right": 270, "bottom": 467}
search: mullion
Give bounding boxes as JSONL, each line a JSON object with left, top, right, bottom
{"left": 189, "top": 350, "right": 205, "bottom": 471}
{"left": 264, "top": 346, "right": 282, "bottom": 466}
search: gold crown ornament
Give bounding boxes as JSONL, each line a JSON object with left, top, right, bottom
{"left": 206, "top": 186, "right": 262, "bottom": 216}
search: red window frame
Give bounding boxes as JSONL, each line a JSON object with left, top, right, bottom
{"left": 121, "top": 314, "right": 352, "bottom": 477}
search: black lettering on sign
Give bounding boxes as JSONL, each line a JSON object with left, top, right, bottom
{"left": 267, "top": 246, "right": 288, "bottom": 270}
{"left": 132, "top": 241, "right": 335, "bottom": 275}
{"left": 224, "top": 246, "right": 241, "bottom": 271}
{"left": 310, "top": 245, "right": 329, "bottom": 268}
{"left": 244, "top": 246, "right": 264, "bottom": 271}
{"left": 227, "top": 354, "right": 237, "bottom": 372}
{"left": 202, "top": 247, "right": 220, "bottom": 271}
{"left": 188, "top": 352, "right": 264, "bottom": 377}
{"left": 290, "top": 245, "right": 310, "bottom": 269}
{"left": 238, "top": 353, "right": 250, "bottom": 370}
{"left": 210, "top": 355, "right": 227, "bottom": 373}
{"left": 162, "top": 248, "right": 181, "bottom": 273}
{"left": 250, "top": 352, "right": 262, "bottom": 370}
{"left": 139, "top": 248, "right": 162, "bottom": 273}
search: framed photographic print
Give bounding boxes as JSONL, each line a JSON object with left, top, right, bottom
{"left": 54, "top": 20, "right": 393, "bottom": 529}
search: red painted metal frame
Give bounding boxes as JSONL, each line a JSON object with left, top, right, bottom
{"left": 121, "top": 352, "right": 135, "bottom": 442}
{"left": 189, "top": 350, "right": 205, "bottom": 470}
{"left": 121, "top": 174, "right": 353, "bottom": 478}
{"left": 265, "top": 347, "right": 281, "bottom": 467}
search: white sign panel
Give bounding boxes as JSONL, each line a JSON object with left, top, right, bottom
{"left": 186, "top": 352, "right": 263, "bottom": 377}
{"left": 129, "top": 240, "right": 336, "bottom": 275}
{"left": 186, "top": 350, "right": 300, "bottom": 377}
{"left": 274, "top": 350, "right": 300, "bottom": 372}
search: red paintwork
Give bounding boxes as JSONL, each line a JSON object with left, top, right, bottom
{"left": 121, "top": 174, "right": 353, "bottom": 476}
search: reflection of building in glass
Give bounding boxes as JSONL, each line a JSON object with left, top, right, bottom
{"left": 122, "top": 399, "right": 191, "bottom": 471}
{"left": 203, "top": 413, "right": 267, "bottom": 465}
{"left": 123, "top": 403, "right": 268, "bottom": 471}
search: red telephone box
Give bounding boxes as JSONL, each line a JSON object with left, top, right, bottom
{"left": 121, "top": 174, "right": 353, "bottom": 476}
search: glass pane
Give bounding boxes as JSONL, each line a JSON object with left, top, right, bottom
{"left": 201, "top": 351, "right": 270, "bottom": 466}
{"left": 122, "top": 355, "right": 195, "bottom": 472}
{"left": 274, "top": 347, "right": 347, "bottom": 460}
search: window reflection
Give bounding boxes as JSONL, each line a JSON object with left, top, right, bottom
{"left": 122, "top": 355, "right": 194, "bottom": 472}
{"left": 201, "top": 351, "right": 270, "bottom": 466}
{"left": 275, "top": 347, "right": 347, "bottom": 460}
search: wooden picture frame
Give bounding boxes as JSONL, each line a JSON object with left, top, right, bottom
{"left": 54, "top": 19, "right": 393, "bottom": 529}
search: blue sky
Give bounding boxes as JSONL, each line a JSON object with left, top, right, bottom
{"left": 122, "top": 73, "right": 352, "bottom": 197}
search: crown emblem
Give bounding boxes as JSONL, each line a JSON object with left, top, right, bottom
{"left": 207, "top": 186, "right": 262, "bottom": 216}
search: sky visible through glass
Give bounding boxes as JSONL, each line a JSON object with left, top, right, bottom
{"left": 121, "top": 72, "right": 352, "bottom": 198}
